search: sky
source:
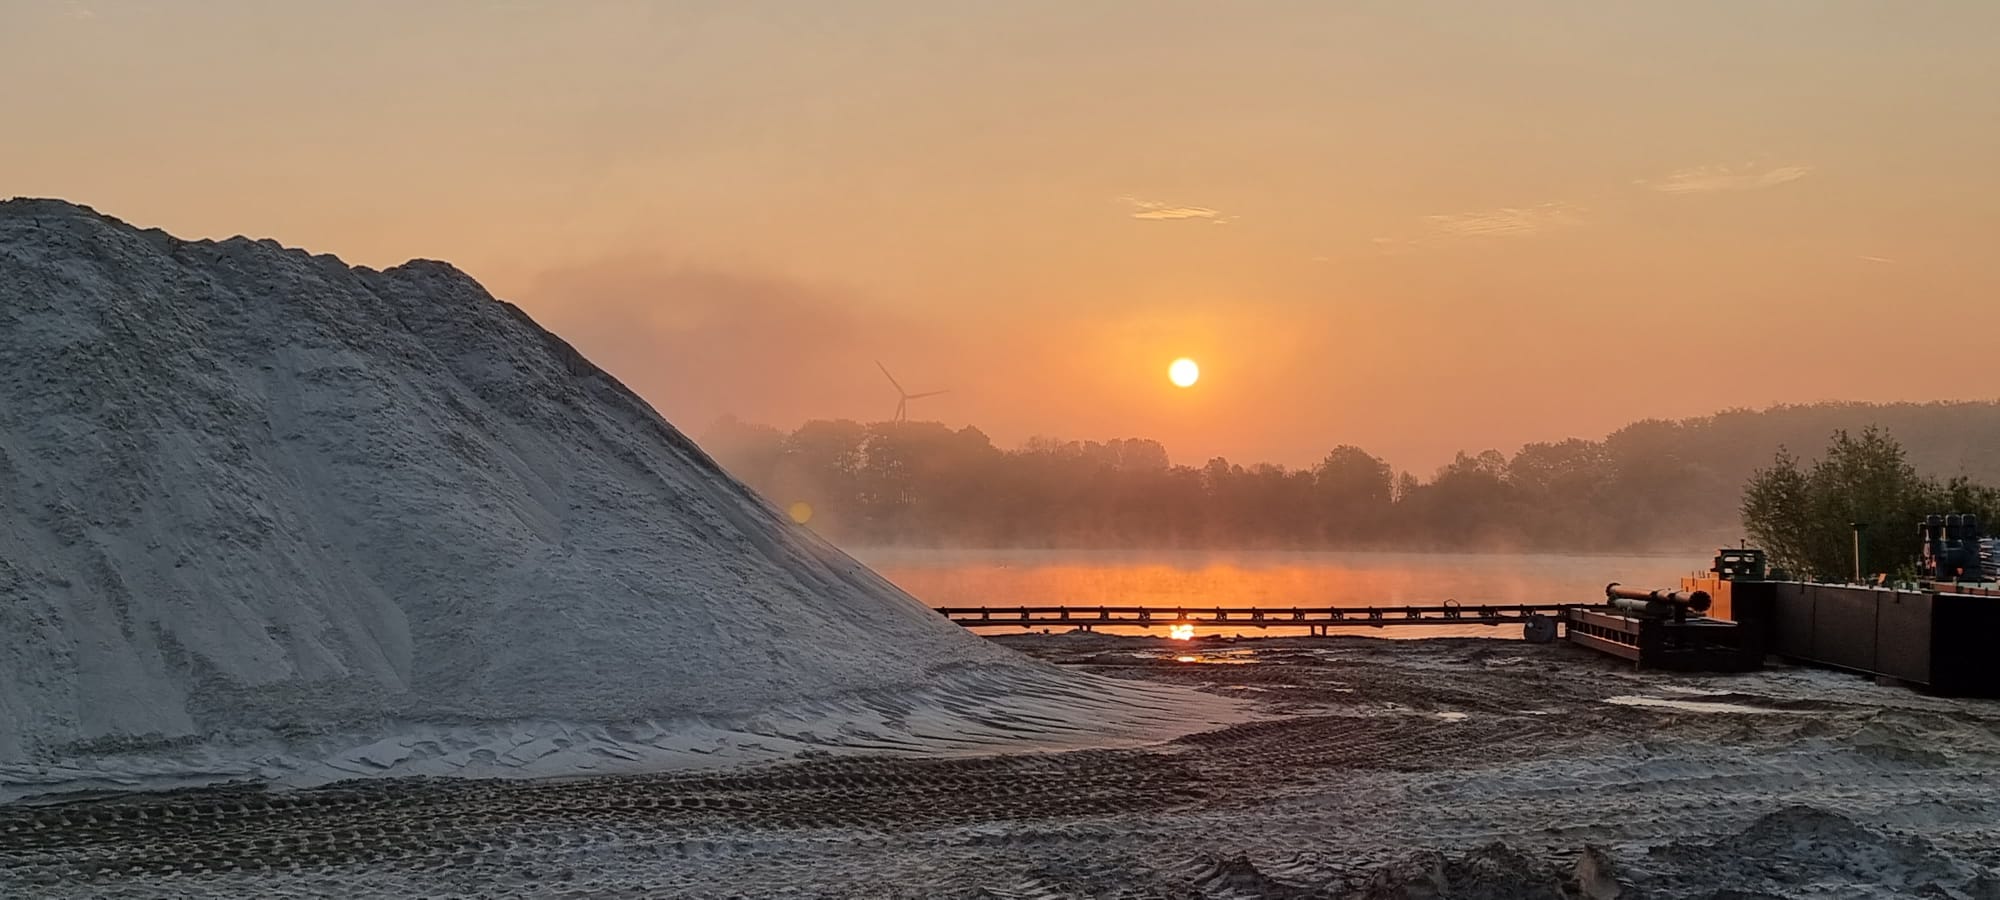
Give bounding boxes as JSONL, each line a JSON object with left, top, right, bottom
{"left": 5, "top": 1, "right": 1997, "bottom": 474}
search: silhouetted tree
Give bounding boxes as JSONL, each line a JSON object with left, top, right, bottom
{"left": 1741, "top": 447, "right": 1814, "bottom": 576}
{"left": 1312, "top": 446, "right": 1393, "bottom": 541}
{"left": 696, "top": 403, "right": 2000, "bottom": 552}
{"left": 1508, "top": 439, "right": 1615, "bottom": 546}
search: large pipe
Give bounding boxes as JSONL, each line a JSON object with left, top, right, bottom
{"left": 1605, "top": 583, "right": 1712, "bottom": 615}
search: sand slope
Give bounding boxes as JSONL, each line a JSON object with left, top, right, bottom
{"left": 0, "top": 200, "right": 1238, "bottom": 799}
{"left": 7, "top": 636, "right": 1998, "bottom": 898}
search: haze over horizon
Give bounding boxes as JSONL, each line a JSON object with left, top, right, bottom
{"left": 6, "top": 1, "right": 1997, "bottom": 473}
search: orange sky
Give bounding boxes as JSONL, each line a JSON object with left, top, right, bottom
{"left": 6, "top": 1, "right": 1997, "bottom": 473}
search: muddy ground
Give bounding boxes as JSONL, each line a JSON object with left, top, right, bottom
{"left": 6, "top": 634, "right": 2000, "bottom": 899}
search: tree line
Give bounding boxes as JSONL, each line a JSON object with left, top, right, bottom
{"left": 1742, "top": 427, "right": 1999, "bottom": 581}
{"left": 697, "top": 401, "right": 2000, "bottom": 553}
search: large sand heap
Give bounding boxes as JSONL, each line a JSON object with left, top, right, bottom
{"left": 0, "top": 200, "right": 1236, "bottom": 800}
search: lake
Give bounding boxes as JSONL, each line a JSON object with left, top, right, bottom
{"left": 851, "top": 548, "right": 1708, "bottom": 637}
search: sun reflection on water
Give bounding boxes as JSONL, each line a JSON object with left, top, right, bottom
{"left": 862, "top": 549, "right": 1694, "bottom": 639}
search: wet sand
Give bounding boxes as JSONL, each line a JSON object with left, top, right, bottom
{"left": 7, "top": 634, "right": 1999, "bottom": 898}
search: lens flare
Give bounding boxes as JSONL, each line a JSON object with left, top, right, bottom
{"left": 1168, "top": 623, "right": 1195, "bottom": 640}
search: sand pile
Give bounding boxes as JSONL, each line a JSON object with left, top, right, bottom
{"left": 1341, "top": 811, "right": 1999, "bottom": 900}
{"left": 1348, "top": 842, "right": 1583, "bottom": 900}
{"left": 1648, "top": 806, "right": 2000, "bottom": 899}
{"left": 0, "top": 200, "right": 1237, "bottom": 800}
{"left": 1187, "top": 854, "right": 1321, "bottom": 898}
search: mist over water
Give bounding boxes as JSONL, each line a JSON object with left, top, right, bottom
{"left": 856, "top": 548, "right": 1702, "bottom": 637}
{"left": 708, "top": 404, "right": 2000, "bottom": 560}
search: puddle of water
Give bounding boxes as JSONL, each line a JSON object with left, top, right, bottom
{"left": 1605, "top": 695, "right": 1778, "bottom": 714}
{"left": 1167, "top": 649, "right": 1258, "bottom": 665}
{"left": 1658, "top": 685, "right": 1733, "bottom": 697}
{"left": 1170, "top": 653, "right": 1256, "bottom": 665}
{"left": 1435, "top": 711, "right": 1469, "bottom": 722}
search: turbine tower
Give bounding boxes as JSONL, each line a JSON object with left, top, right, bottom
{"left": 877, "top": 361, "right": 947, "bottom": 423}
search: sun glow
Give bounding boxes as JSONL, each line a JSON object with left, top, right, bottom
{"left": 1168, "top": 357, "right": 1200, "bottom": 388}
{"left": 1168, "top": 623, "right": 1195, "bottom": 640}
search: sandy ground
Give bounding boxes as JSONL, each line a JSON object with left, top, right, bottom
{"left": 6, "top": 634, "right": 2000, "bottom": 899}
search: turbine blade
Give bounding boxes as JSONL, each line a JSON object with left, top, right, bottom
{"left": 875, "top": 360, "right": 904, "bottom": 393}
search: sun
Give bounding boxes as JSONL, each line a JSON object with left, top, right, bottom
{"left": 1168, "top": 357, "right": 1200, "bottom": 388}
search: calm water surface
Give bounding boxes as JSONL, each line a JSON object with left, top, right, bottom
{"left": 852, "top": 548, "right": 1707, "bottom": 637}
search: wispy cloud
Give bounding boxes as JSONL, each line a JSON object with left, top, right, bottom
{"left": 65, "top": 2, "right": 97, "bottom": 19}
{"left": 1423, "top": 202, "right": 1584, "bottom": 238}
{"left": 1857, "top": 255, "right": 1896, "bottom": 264}
{"left": 1355, "top": 202, "right": 1584, "bottom": 256}
{"left": 1641, "top": 163, "right": 1812, "bottom": 194}
{"left": 1366, "top": 236, "right": 1422, "bottom": 256}
{"left": 1120, "top": 197, "right": 1234, "bottom": 224}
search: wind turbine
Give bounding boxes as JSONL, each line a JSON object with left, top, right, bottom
{"left": 877, "top": 361, "right": 947, "bottom": 423}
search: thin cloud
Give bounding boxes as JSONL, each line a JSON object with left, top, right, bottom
{"left": 1857, "top": 255, "right": 1896, "bottom": 264}
{"left": 1368, "top": 236, "right": 1422, "bottom": 256}
{"left": 1424, "top": 203, "right": 1584, "bottom": 238}
{"left": 1642, "top": 164, "right": 1812, "bottom": 194}
{"left": 1121, "top": 197, "right": 1234, "bottom": 224}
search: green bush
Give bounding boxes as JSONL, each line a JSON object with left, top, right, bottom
{"left": 1743, "top": 427, "right": 2000, "bottom": 581}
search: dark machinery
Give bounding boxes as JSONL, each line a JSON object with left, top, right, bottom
{"left": 1604, "top": 583, "right": 1711, "bottom": 620}
{"left": 1566, "top": 581, "right": 1758, "bottom": 672}
{"left": 1711, "top": 547, "right": 1768, "bottom": 582}
{"left": 1681, "top": 537, "right": 2000, "bottom": 696}
{"left": 1921, "top": 513, "right": 1986, "bottom": 583}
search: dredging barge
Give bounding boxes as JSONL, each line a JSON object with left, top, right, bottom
{"left": 934, "top": 544, "right": 2000, "bottom": 696}
{"left": 1679, "top": 547, "right": 2000, "bottom": 696}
